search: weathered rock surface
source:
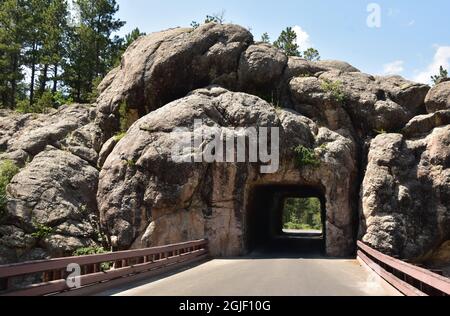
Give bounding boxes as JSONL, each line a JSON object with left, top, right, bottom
{"left": 290, "top": 72, "right": 430, "bottom": 137}
{"left": 97, "top": 87, "right": 357, "bottom": 257}
{"left": 95, "top": 23, "right": 253, "bottom": 137}
{"left": 425, "top": 81, "right": 450, "bottom": 113}
{"left": 360, "top": 127, "right": 450, "bottom": 260}
{"left": 1, "top": 23, "right": 448, "bottom": 267}
{"left": 0, "top": 105, "right": 103, "bottom": 263}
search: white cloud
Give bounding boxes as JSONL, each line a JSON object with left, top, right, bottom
{"left": 383, "top": 60, "right": 404, "bottom": 75}
{"left": 407, "top": 20, "right": 416, "bottom": 27}
{"left": 414, "top": 46, "right": 450, "bottom": 84}
{"left": 293, "top": 25, "right": 312, "bottom": 49}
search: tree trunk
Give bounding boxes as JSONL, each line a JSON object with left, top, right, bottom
{"left": 52, "top": 64, "right": 58, "bottom": 93}
{"left": 10, "top": 54, "right": 18, "bottom": 109}
{"left": 39, "top": 64, "right": 48, "bottom": 95}
{"left": 29, "top": 43, "right": 37, "bottom": 106}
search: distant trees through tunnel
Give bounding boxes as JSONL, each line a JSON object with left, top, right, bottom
{"left": 282, "top": 198, "right": 323, "bottom": 233}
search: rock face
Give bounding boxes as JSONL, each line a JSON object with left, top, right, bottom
{"left": 425, "top": 81, "right": 450, "bottom": 113}
{"left": 98, "top": 87, "right": 357, "bottom": 256}
{"left": 0, "top": 105, "right": 102, "bottom": 263}
{"left": 1, "top": 23, "right": 449, "bottom": 266}
{"left": 360, "top": 126, "right": 450, "bottom": 260}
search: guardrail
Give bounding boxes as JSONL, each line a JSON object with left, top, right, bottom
{"left": 357, "top": 241, "right": 450, "bottom": 296}
{"left": 0, "top": 239, "right": 209, "bottom": 296}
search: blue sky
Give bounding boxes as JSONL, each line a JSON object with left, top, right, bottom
{"left": 115, "top": 0, "right": 450, "bottom": 84}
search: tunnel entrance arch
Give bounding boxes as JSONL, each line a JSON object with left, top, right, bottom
{"left": 244, "top": 184, "right": 352, "bottom": 256}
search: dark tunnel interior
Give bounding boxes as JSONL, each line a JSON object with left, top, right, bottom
{"left": 245, "top": 185, "right": 327, "bottom": 255}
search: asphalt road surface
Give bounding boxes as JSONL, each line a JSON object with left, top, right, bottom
{"left": 99, "top": 250, "right": 401, "bottom": 296}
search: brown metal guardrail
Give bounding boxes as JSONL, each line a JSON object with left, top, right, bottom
{"left": 0, "top": 239, "right": 209, "bottom": 296}
{"left": 357, "top": 241, "right": 450, "bottom": 296}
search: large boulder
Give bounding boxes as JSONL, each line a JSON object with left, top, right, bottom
{"left": 360, "top": 127, "right": 450, "bottom": 260}
{"left": 95, "top": 23, "right": 253, "bottom": 137}
{"left": 97, "top": 87, "right": 357, "bottom": 257}
{"left": 425, "top": 81, "right": 450, "bottom": 113}
{"left": 0, "top": 105, "right": 103, "bottom": 263}
{"left": 1, "top": 146, "right": 100, "bottom": 262}
{"left": 290, "top": 71, "right": 430, "bottom": 137}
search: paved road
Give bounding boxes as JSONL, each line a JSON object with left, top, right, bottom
{"left": 100, "top": 251, "right": 401, "bottom": 296}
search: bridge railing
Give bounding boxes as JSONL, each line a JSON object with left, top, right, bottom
{"left": 0, "top": 239, "right": 208, "bottom": 296}
{"left": 357, "top": 241, "right": 450, "bottom": 296}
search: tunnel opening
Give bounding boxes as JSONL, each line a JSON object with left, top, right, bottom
{"left": 282, "top": 197, "right": 323, "bottom": 236}
{"left": 246, "top": 185, "right": 327, "bottom": 255}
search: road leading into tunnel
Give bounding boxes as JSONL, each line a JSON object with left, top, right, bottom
{"left": 99, "top": 249, "right": 401, "bottom": 296}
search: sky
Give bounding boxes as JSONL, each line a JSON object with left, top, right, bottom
{"left": 115, "top": 0, "right": 450, "bottom": 84}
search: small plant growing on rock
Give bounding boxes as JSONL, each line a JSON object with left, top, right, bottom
{"left": 321, "top": 79, "right": 346, "bottom": 103}
{"left": 114, "top": 132, "right": 127, "bottom": 142}
{"left": 293, "top": 145, "right": 321, "bottom": 168}
{"left": 0, "top": 160, "right": 20, "bottom": 219}
{"left": 31, "top": 223, "right": 54, "bottom": 239}
{"left": 374, "top": 128, "right": 387, "bottom": 135}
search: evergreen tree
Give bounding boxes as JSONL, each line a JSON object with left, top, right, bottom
{"left": 39, "top": 0, "right": 70, "bottom": 95}
{"left": 303, "top": 47, "right": 320, "bottom": 61}
{"left": 431, "top": 66, "right": 448, "bottom": 85}
{"left": 0, "top": 0, "right": 27, "bottom": 108}
{"left": 260, "top": 32, "right": 270, "bottom": 43}
{"left": 64, "top": 0, "right": 125, "bottom": 102}
{"left": 274, "top": 27, "right": 301, "bottom": 57}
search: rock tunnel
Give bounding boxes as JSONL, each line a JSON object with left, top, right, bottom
{"left": 245, "top": 184, "right": 328, "bottom": 254}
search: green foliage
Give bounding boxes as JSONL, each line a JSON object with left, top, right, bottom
{"left": 283, "top": 198, "right": 322, "bottom": 231}
{"left": 31, "top": 222, "right": 54, "bottom": 239}
{"left": 124, "top": 159, "right": 136, "bottom": 168}
{"left": 73, "top": 246, "right": 111, "bottom": 270}
{"left": 431, "top": 66, "right": 448, "bottom": 85}
{"left": 190, "top": 21, "right": 200, "bottom": 29}
{"left": 118, "top": 100, "right": 134, "bottom": 132}
{"left": 53, "top": 91, "right": 73, "bottom": 107}
{"left": 204, "top": 10, "right": 225, "bottom": 24}
{"left": 16, "top": 91, "right": 53, "bottom": 113}
{"left": 0, "top": 0, "right": 126, "bottom": 108}
{"left": 113, "top": 132, "right": 126, "bottom": 142}
{"left": 88, "top": 76, "right": 103, "bottom": 103}
{"left": 293, "top": 145, "right": 321, "bottom": 168}
{"left": 73, "top": 246, "right": 108, "bottom": 256}
{"left": 321, "top": 79, "right": 346, "bottom": 103}
{"left": 374, "top": 128, "right": 387, "bottom": 135}
{"left": 274, "top": 27, "right": 301, "bottom": 57}
{"left": 303, "top": 48, "right": 321, "bottom": 61}
{"left": 261, "top": 32, "right": 270, "bottom": 43}
{"left": 0, "top": 160, "right": 20, "bottom": 218}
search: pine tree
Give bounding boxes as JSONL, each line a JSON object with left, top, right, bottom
{"left": 22, "top": 0, "right": 49, "bottom": 106}
{"left": 274, "top": 27, "right": 301, "bottom": 57}
{"left": 303, "top": 48, "right": 320, "bottom": 61}
{"left": 260, "top": 32, "right": 270, "bottom": 43}
{"left": 39, "top": 0, "right": 70, "bottom": 96}
{"left": 431, "top": 66, "right": 448, "bottom": 85}
{"left": 65, "top": 0, "right": 125, "bottom": 102}
{"left": 0, "top": 0, "right": 27, "bottom": 108}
